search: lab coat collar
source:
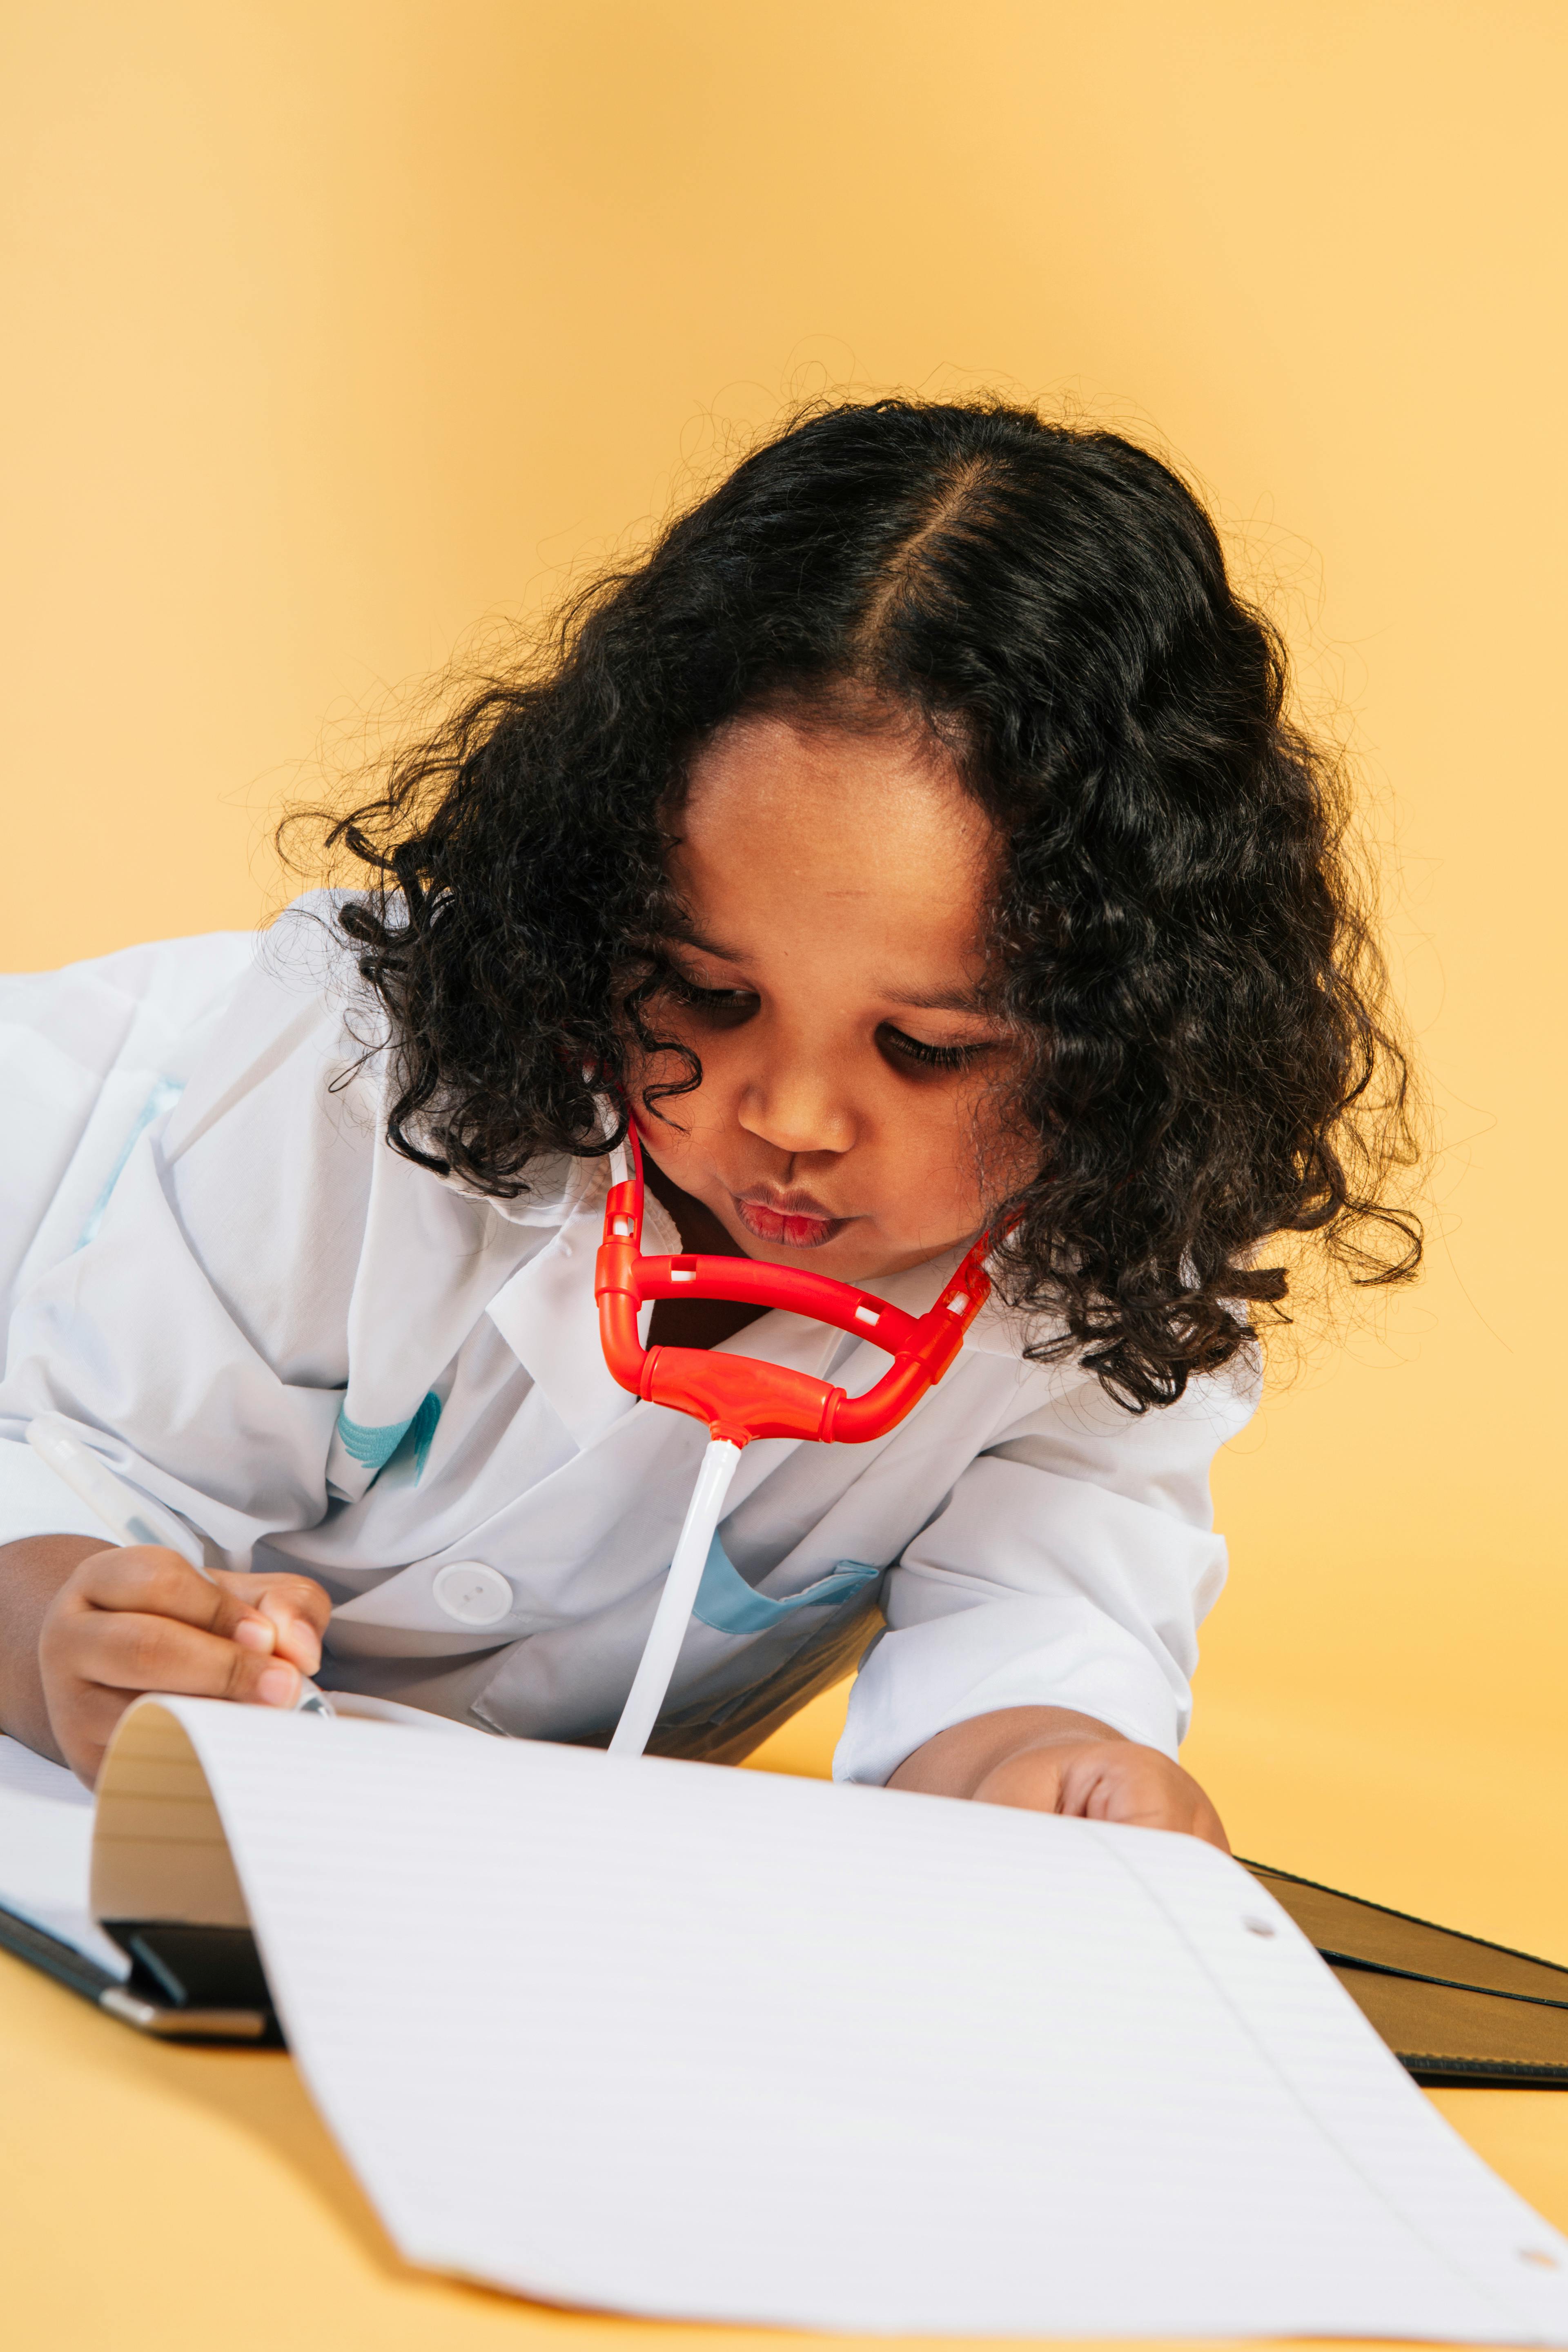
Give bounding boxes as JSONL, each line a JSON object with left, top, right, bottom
{"left": 439, "top": 1149, "right": 607, "bottom": 1231}
{"left": 962, "top": 1287, "right": 1056, "bottom": 1362}
{"left": 482, "top": 1172, "right": 690, "bottom": 1450}
{"left": 485, "top": 1187, "right": 633, "bottom": 1450}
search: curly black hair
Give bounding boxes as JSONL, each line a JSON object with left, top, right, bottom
{"left": 292, "top": 397, "right": 1421, "bottom": 1411}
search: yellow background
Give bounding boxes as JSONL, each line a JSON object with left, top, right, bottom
{"left": 3, "top": 3, "right": 1568, "bottom": 2344}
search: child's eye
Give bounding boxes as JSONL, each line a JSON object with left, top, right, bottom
{"left": 662, "top": 971, "right": 760, "bottom": 1026}
{"left": 878, "top": 1026, "right": 996, "bottom": 1074}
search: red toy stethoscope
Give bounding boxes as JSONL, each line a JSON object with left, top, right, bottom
{"left": 595, "top": 1121, "right": 993, "bottom": 1754}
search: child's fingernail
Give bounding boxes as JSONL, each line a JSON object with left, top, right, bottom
{"left": 257, "top": 1663, "right": 298, "bottom": 1706}
{"left": 286, "top": 1618, "right": 322, "bottom": 1670}
{"left": 234, "top": 1617, "right": 276, "bottom": 1654}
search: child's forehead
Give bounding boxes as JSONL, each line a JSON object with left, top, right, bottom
{"left": 664, "top": 734, "right": 998, "bottom": 986}
{"left": 678, "top": 718, "right": 995, "bottom": 880}
{"left": 685, "top": 705, "right": 977, "bottom": 811}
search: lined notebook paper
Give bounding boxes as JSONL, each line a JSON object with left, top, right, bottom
{"left": 81, "top": 1697, "right": 1568, "bottom": 2339}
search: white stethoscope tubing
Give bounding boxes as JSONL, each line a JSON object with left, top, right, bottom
{"left": 608, "top": 1433, "right": 742, "bottom": 1758}
{"left": 602, "top": 1120, "right": 737, "bottom": 1759}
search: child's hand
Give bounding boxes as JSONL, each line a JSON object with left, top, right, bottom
{"left": 888, "top": 1704, "right": 1230, "bottom": 1851}
{"left": 969, "top": 1738, "right": 1229, "bottom": 1850}
{"left": 37, "top": 1544, "right": 332, "bottom": 1784}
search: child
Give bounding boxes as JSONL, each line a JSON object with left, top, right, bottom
{"left": 0, "top": 399, "right": 1418, "bottom": 1831}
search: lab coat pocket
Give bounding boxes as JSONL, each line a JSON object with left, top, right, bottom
{"left": 658, "top": 1539, "right": 885, "bottom": 1722}
{"left": 692, "top": 1539, "right": 880, "bottom": 1636}
{"left": 646, "top": 1548, "right": 887, "bottom": 1766}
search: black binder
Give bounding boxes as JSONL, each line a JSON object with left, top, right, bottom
{"left": 0, "top": 1900, "right": 280, "bottom": 2040}
{"left": 1245, "top": 1863, "right": 1568, "bottom": 2086}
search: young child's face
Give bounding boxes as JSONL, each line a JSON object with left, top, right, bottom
{"left": 628, "top": 713, "right": 1032, "bottom": 1281}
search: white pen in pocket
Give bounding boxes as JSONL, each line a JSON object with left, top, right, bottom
{"left": 25, "top": 1414, "right": 334, "bottom": 1719}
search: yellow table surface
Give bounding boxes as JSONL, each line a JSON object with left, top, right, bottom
{"left": 2, "top": 1936, "right": 1567, "bottom": 2352}
{"left": 3, "top": 1695, "right": 1566, "bottom": 2352}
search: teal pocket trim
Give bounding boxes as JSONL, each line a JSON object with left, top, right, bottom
{"left": 409, "top": 1390, "right": 441, "bottom": 1481}
{"left": 693, "top": 1537, "right": 881, "bottom": 1637}
{"left": 336, "top": 1392, "right": 443, "bottom": 1479}
{"left": 336, "top": 1408, "right": 412, "bottom": 1470}
{"left": 75, "top": 1076, "right": 186, "bottom": 1250}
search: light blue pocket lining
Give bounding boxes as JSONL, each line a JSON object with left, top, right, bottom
{"left": 336, "top": 1410, "right": 410, "bottom": 1470}
{"left": 336, "top": 1391, "right": 442, "bottom": 1481}
{"left": 693, "top": 1537, "right": 881, "bottom": 1636}
{"left": 74, "top": 1075, "right": 187, "bottom": 1250}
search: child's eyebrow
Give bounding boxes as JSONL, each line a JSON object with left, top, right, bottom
{"left": 887, "top": 984, "right": 998, "bottom": 1016}
{"left": 658, "top": 923, "right": 738, "bottom": 960}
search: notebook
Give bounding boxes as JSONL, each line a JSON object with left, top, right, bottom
{"left": 0, "top": 1693, "right": 459, "bottom": 2036}
{"left": 4, "top": 1699, "right": 1568, "bottom": 2339}
{"left": 10, "top": 1726, "right": 1568, "bottom": 2080}
{"left": 1248, "top": 1862, "right": 1568, "bottom": 2085}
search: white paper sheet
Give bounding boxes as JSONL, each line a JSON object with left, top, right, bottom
{"left": 0, "top": 1731, "right": 129, "bottom": 1977}
{"left": 153, "top": 1698, "right": 1568, "bottom": 2339}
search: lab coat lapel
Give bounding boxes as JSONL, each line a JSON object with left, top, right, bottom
{"left": 325, "top": 1134, "right": 554, "bottom": 1503}
{"left": 484, "top": 1189, "right": 638, "bottom": 1450}
{"left": 961, "top": 1283, "right": 1069, "bottom": 1372}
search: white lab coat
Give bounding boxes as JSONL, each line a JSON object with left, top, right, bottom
{"left": 0, "top": 898, "right": 1258, "bottom": 1780}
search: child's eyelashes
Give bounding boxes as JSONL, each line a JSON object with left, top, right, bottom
{"left": 655, "top": 968, "right": 1000, "bottom": 1074}
{"left": 659, "top": 970, "right": 760, "bottom": 1026}
{"left": 878, "top": 1026, "right": 996, "bottom": 1074}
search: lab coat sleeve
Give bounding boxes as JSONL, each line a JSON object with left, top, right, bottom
{"left": 832, "top": 1355, "right": 1261, "bottom": 1786}
{"left": 0, "top": 914, "right": 381, "bottom": 1566}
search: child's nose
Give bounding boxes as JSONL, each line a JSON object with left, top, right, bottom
{"left": 737, "top": 1061, "right": 856, "bottom": 1158}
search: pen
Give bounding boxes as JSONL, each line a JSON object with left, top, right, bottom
{"left": 25, "top": 1413, "right": 334, "bottom": 1718}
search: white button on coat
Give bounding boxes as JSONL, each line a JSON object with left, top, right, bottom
{"left": 432, "top": 1561, "right": 514, "bottom": 1628}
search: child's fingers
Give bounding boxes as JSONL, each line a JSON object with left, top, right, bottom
{"left": 1070, "top": 1750, "right": 1230, "bottom": 1851}
{"left": 68, "top": 1546, "right": 276, "bottom": 1645}
{"left": 38, "top": 1550, "right": 321, "bottom": 1786}
{"left": 60, "top": 1606, "right": 301, "bottom": 1710}
{"left": 975, "top": 1741, "right": 1231, "bottom": 1850}
{"left": 62, "top": 1651, "right": 296, "bottom": 1765}
{"left": 62, "top": 1552, "right": 329, "bottom": 1675}
{"left": 215, "top": 1572, "right": 331, "bottom": 1674}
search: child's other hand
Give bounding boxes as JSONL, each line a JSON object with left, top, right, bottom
{"left": 971, "top": 1738, "right": 1229, "bottom": 1850}
{"left": 38, "top": 1546, "right": 332, "bottom": 1785}
{"left": 888, "top": 1705, "right": 1229, "bottom": 1851}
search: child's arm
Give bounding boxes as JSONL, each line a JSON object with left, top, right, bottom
{"left": 835, "top": 1355, "right": 1258, "bottom": 1835}
{"left": 886, "top": 1704, "right": 1227, "bottom": 1848}
{"left": 0, "top": 1535, "right": 330, "bottom": 1782}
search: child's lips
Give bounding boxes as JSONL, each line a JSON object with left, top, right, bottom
{"left": 733, "top": 1196, "right": 848, "bottom": 1250}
